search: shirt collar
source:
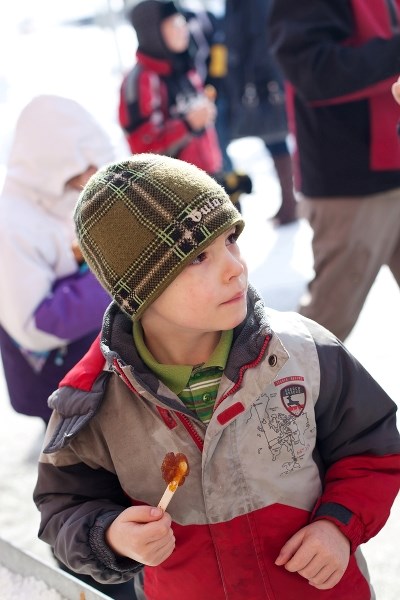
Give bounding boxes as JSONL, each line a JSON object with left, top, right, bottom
{"left": 133, "top": 322, "right": 232, "bottom": 395}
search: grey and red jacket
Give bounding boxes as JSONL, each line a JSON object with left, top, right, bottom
{"left": 34, "top": 286, "right": 400, "bottom": 599}
{"left": 269, "top": 0, "right": 400, "bottom": 197}
{"left": 119, "top": 51, "right": 222, "bottom": 174}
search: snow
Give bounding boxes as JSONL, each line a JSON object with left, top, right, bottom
{"left": 0, "top": 566, "right": 66, "bottom": 600}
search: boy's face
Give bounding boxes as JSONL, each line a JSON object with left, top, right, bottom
{"left": 161, "top": 13, "right": 190, "bottom": 54}
{"left": 141, "top": 228, "right": 248, "bottom": 334}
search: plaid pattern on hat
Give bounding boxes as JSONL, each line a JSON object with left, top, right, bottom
{"left": 74, "top": 154, "right": 244, "bottom": 320}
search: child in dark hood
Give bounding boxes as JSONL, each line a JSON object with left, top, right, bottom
{"left": 119, "top": 0, "right": 251, "bottom": 207}
{"left": 130, "top": 0, "right": 189, "bottom": 65}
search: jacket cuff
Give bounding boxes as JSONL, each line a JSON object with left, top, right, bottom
{"left": 311, "top": 502, "right": 365, "bottom": 553}
{"left": 89, "top": 512, "right": 143, "bottom": 574}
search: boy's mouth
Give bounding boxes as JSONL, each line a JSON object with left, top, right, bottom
{"left": 222, "top": 289, "right": 246, "bottom": 304}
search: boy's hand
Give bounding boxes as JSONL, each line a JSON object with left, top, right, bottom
{"left": 105, "top": 506, "right": 175, "bottom": 566}
{"left": 275, "top": 520, "right": 350, "bottom": 589}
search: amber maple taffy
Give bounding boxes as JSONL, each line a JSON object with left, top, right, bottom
{"left": 158, "top": 452, "right": 189, "bottom": 510}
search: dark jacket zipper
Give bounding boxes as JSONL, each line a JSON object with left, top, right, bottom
{"left": 386, "top": 0, "right": 400, "bottom": 33}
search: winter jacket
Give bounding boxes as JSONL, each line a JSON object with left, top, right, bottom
{"left": 269, "top": 0, "right": 400, "bottom": 197}
{"left": 0, "top": 95, "right": 114, "bottom": 420}
{"left": 34, "top": 286, "right": 400, "bottom": 599}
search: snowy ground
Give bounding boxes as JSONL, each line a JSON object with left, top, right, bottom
{"left": 0, "top": 7, "right": 399, "bottom": 598}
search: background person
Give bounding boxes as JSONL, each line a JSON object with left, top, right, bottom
{"left": 269, "top": 0, "right": 400, "bottom": 340}
{"left": 118, "top": 0, "right": 251, "bottom": 210}
{"left": 0, "top": 94, "right": 114, "bottom": 424}
{"left": 224, "top": 0, "right": 298, "bottom": 225}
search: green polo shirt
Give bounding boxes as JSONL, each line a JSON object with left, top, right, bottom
{"left": 133, "top": 322, "right": 233, "bottom": 424}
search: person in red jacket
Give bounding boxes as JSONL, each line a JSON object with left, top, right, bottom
{"left": 269, "top": 0, "right": 400, "bottom": 340}
{"left": 118, "top": 0, "right": 251, "bottom": 210}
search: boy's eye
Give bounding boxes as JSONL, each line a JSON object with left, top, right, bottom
{"left": 227, "top": 231, "right": 239, "bottom": 245}
{"left": 190, "top": 251, "right": 207, "bottom": 265}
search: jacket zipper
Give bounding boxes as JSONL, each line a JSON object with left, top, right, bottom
{"left": 214, "top": 334, "right": 271, "bottom": 411}
{"left": 113, "top": 357, "right": 205, "bottom": 451}
{"left": 386, "top": 0, "right": 400, "bottom": 33}
{"left": 113, "top": 333, "right": 271, "bottom": 453}
{"left": 112, "top": 358, "right": 139, "bottom": 394}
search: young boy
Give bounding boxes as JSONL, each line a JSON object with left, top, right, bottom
{"left": 34, "top": 154, "right": 400, "bottom": 600}
{"left": 118, "top": 0, "right": 252, "bottom": 208}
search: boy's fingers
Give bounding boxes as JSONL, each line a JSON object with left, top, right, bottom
{"left": 284, "top": 548, "right": 317, "bottom": 573}
{"left": 123, "top": 505, "right": 165, "bottom": 524}
{"left": 275, "top": 530, "right": 304, "bottom": 566}
{"left": 309, "top": 568, "right": 343, "bottom": 590}
{"left": 143, "top": 519, "right": 175, "bottom": 544}
{"left": 298, "top": 557, "right": 332, "bottom": 582}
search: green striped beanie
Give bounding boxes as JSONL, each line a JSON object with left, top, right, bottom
{"left": 74, "top": 154, "right": 244, "bottom": 320}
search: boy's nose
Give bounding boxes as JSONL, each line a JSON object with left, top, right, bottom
{"left": 223, "top": 252, "right": 245, "bottom": 282}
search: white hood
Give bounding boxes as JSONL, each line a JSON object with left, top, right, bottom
{"left": 0, "top": 95, "right": 116, "bottom": 351}
{"left": 5, "top": 94, "right": 115, "bottom": 215}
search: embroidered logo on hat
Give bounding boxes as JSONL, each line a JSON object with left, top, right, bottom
{"left": 187, "top": 198, "right": 223, "bottom": 223}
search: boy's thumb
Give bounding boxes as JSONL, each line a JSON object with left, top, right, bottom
{"left": 126, "top": 505, "right": 164, "bottom": 523}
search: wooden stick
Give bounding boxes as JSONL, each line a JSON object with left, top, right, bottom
{"left": 158, "top": 460, "right": 188, "bottom": 510}
{"left": 158, "top": 484, "right": 178, "bottom": 511}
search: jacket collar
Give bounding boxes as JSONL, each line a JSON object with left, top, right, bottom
{"left": 43, "top": 285, "right": 273, "bottom": 453}
{"left": 136, "top": 50, "right": 173, "bottom": 75}
{"left": 101, "top": 284, "right": 272, "bottom": 384}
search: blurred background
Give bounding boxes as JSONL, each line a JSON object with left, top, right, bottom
{"left": 0, "top": 1, "right": 226, "bottom": 170}
{"left": 0, "top": 2, "right": 399, "bottom": 598}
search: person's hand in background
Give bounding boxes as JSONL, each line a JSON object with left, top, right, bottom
{"left": 392, "top": 76, "right": 400, "bottom": 105}
{"left": 71, "top": 240, "right": 85, "bottom": 265}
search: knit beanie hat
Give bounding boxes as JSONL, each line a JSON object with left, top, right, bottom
{"left": 74, "top": 154, "right": 244, "bottom": 320}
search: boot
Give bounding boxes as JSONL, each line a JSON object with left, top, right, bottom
{"left": 271, "top": 154, "right": 298, "bottom": 226}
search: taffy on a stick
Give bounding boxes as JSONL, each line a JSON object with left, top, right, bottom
{"left": 158, "top": 452, "right": 189, "bottom": 511}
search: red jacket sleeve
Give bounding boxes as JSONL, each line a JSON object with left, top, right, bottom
{"left": 311, "top": 453, "right": 400, "bottom": 552}
{"left": 269, "top": 0, "right": 400, "bottom": 104}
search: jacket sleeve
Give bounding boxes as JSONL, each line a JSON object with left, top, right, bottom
{"left": 34, "top": 408, "right": 142, "bottom": 584}
{"left": 119, "top": 68, "right": 193, "bottom": 156}
{"left": 35, "top": 460, "right": 142, "bottom": 583}
{"left": 305, "top": 318, "right": 400, "bottom": 551}
{"left": 34, "top": 268, "right": 110, "bottom": 342}
{"left": 268, "top": 0, "right": 400, "bottom": 103}
{"left": 0, "top": 222, "right": 110, "bottom": 352}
